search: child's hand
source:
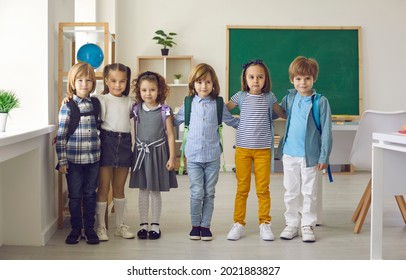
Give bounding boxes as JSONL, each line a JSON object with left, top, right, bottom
{"left": 59, "top": 165, "right": 68, "bottom": 174}
{"left": 166, "top": 158, "right": 176, "bottom": 171}
{"left": 61, "top": 96, "right": 71, "bottom": 105}
{"left": 318, "top": 163, "right": 328, "bottom": 171}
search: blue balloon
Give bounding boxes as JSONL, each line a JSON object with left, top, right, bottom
{"left": 77, "top": 43, "right": 104, "bottom": 69}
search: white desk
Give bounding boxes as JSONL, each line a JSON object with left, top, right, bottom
{"left": 371, "top": 132, "right": 406, "bottom": 259}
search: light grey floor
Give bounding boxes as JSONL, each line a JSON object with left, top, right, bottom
{"left": 0, "top": 171, "right": 405, "bottom": 260}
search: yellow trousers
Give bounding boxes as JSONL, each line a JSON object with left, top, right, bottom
{"left": 233, "top": 147, "right": 272, "bottom": 225}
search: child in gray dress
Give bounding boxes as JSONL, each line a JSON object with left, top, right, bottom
{"left": 129, "top": 71, "right": 178, "bottom": 240}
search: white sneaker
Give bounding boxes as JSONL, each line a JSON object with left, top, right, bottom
{"left": 280, "top": 225, "right": 299, "bottom": 240}
{"left": 115, "top": 224, "right": 135, "bottom": 239}
{"left": 259, "top": 221, "right": 275, "bottom": 241}
{"left": 227, "top": 222, "right": 245, "bottom": 240}
{"left": 96, "top": 225, "right": 109, "bottom": 241}
{"left": 301, "top": 226, "right": 316, "bottom": 242}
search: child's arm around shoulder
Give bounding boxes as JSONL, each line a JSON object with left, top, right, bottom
{"left": 226, "top": 100, "right": 237, "bottom": 111}
{"left": 173, "top": 104, "right": 185, "bottom": 127}
{"left": 222, "top": 103, "right": 239, "bottom": 129}
{"left": 273, "top": 102, "right": 286, "bottom": 119}
{"left": 226, "top": 91, "right": 242, "bottom": 111}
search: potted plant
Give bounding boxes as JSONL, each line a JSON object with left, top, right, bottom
{"left": 0, "top": 89, "right": 20, "bottom": 132}
{"left": 173, "top": 73, "right": 182, "bottom": 84}
{"left": 152, "top": 30, "right": 177, "bottom": 56}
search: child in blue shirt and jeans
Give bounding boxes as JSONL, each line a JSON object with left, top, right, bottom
{"left": 174, "top": 63, "right": 239, "bottom": 241}
{"left": 278, "top": 56, "right": 332, "bottom": 242}
{"left": 55, "top": 62, "right": 101, "bottom": 245}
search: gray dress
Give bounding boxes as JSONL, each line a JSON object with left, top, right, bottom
{"left": 129, "top": 105, "right": 178, "bottom": 191}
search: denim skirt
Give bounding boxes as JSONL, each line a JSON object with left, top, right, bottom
{"left": 99, "top": 129, "right": 132, "bottom": 168}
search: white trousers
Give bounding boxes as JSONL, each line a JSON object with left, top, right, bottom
{"left": 282, "top": 155, "right": 319, "bottom": 227}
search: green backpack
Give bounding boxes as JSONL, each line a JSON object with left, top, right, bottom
{"left": 179, "top": 95, "right": 226, "bottom": 175}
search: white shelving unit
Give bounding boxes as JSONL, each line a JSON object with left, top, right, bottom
{"left": 136, "top": 55, "right": 193, "bottom": 109}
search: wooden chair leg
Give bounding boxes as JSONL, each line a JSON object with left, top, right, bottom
{"left": 354, "top": 180, "right": 372, "bottom": 233}
{"left": 352, "top": 178, "right": 372, "bottom": 222}
{"left": 395, "top": 195, "right": 406, "bottom": 224}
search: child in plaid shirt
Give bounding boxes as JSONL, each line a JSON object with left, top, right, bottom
{"left": 55, "top": 62, "right": 101, "bottom": 245}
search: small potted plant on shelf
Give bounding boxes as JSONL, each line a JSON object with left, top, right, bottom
{"left": 0, "top": 89, "right": 20, "bottom": 132}
{"left": 173, "top": 73, "right": 182, "bottom": 84}
{"left": 152, "top": 30, "right": 177, "bottom": 56}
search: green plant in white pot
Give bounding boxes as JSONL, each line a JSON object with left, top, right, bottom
{"left": 0, "top": 89, "right": 20, "bottom": 132}
{"left": 173, "top": 73, "right": 182, "bottom": 84}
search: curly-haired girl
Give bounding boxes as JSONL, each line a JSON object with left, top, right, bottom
{"left": 129, "top": 71, "right": 178, "bottom": 240}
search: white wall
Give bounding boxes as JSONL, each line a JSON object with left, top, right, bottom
{"left": 0, "top": 0, "right": 49, "bottom": 130}
{"left": 115, "top": 0, "right": 406, "bottom": 167}
{"left": 0, "top": 0, "right": 74, "bottom": 246}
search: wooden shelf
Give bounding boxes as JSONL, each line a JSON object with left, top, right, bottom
{"left": 57, "top": 22, "right": 116, "bottom": 229}
{"left": 136, "top": 55, "right": 193, "bottom": 110}
{"left": 58, "top": 22, "right": 115, "bottom": 104}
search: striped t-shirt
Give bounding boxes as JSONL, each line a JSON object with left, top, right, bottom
{"left": 231, "top": 92, "right": 276, "bottom": 149}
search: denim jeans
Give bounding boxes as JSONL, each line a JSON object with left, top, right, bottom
{"left": 65, "top": 161, "right": 99, "bottom": 229}
{"left": 187, "top": 158, "right": 220, "bottom": 228}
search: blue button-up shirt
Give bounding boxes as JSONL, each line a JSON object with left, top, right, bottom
{"left": 174, "top": 95, "right": 239, "bottom": 163}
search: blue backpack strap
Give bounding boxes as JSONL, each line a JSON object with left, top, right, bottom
{"left": 312, "top": 93, "right": 322, "bottom": 131}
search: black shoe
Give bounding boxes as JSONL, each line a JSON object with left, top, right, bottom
{"left": 65, "top": 228, "right": 82, "bottom": 245}
{"left": 189, "top": 226, "right": 201, "bottom": 240}
{"left": 148, "top": 230, "right": 161, "bottom": 240}
{"left": 84, "top": 228, "right": 100, "bottom": 245}
{"left": 200, "top": 227, "right": 213, "bottom": 241}
{"left": 137, "top": 223, "right": 148, "bottom": 239}
{"left": 148, "top": 223, "right": 161, "bottom": 240}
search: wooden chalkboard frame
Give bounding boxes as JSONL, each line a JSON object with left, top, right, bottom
{"left": 226, "top": 26, "right": 362, "bottom": 119}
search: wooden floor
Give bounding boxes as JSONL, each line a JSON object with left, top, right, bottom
{"left": 0, "top": 171, "right": 405, "bottom": 260}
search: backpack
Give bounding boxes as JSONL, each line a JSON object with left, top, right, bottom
{"left": 65, "top": 97, "right": 101, "bottom": 141}
{"left": 285, "top": 91, "right": 333, "bottom": 182}
{"left": 132, "top": 103, "right": 170, "bottom": 135}
{"left": 52, "top": 96, "right": 101, "bottom": 145}
{"left": 178, "top": 95, "right": 225, "bottom": 175}
{"left": 236, "top": 91, "right": 277, "bottom": 172}
{"left": 53, "top": 96, "right": 101, "bottom": 169}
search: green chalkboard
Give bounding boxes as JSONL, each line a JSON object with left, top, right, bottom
{"left": 227, "top": 26, "right": 361, "bottom": 116}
